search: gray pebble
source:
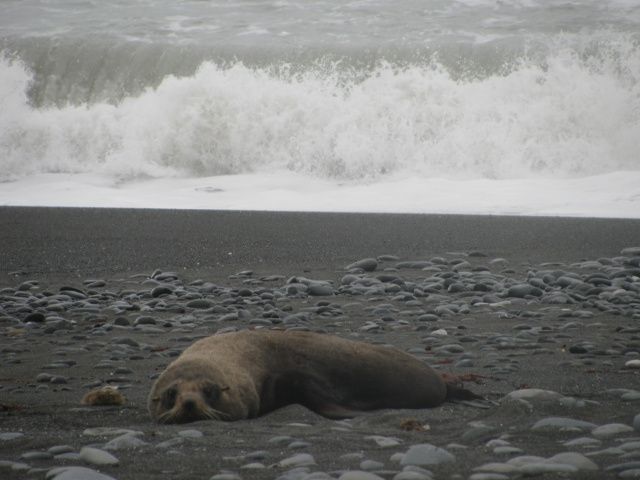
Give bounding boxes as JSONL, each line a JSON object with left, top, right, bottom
{"left": 400, "top": 444, "right": 455, "bottom": 466}
{"left": 531, "top": 417, "right": 597, "bottom": 432}
{"left": 592, "top": 423, "right": 635, "bottom": 438}
{"left": 278, "top": 453, "right": 316, "bottom": 467}
{"left": 46, "top": 466, "right": 117, "bottom": 480}
{"left": 346, "top": 258, "right": 378, "bottom": 272}
{"left": 79, "top": 446, "right": 119, "bottom": 466}
{"left": 360, "top": 460, "right": 384, "bottom": 470}
{"left": 338, "top": 472, "right": 386, "bottom": 480}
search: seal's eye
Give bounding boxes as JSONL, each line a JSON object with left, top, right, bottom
{"left": 202, "top": 384, "right": 221, "bottom": 406}
{"left": 162, "top": 387, "right": 177, "bottom": 410}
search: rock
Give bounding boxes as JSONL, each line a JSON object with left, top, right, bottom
{"left": 339, "top": 472, "right": 386, "bottom": 480}
{"left": 531, "top": 417, "right": 597, "bottom": 433}
{"left": 346, "top": 258, "right": 378, "bottom": 272}
{"left": 547, "top": 452, "right": 598, "bottom": 470}
{"left": 592, "top": 423, "right": 635, "bottom": 438}
{"left": 307, "top": 284, "right": 334, "bottom": 296}
{"left": 625, "top": 360, "right": 640, "bottom": 369}
{"left": 79, "top": 447, "right": 119, "bottom": 466}
{"left": 103, "top": 432, "right": 147, "bottom": 450}
{"left": 400, "top": 444, "right": 455, "bottom": 466}
{"left": 365, "top": 435, "right": 401, "bottom": 448}
{"left": 46, "top": 466, "right": 117, "bottom": 480}
{"left": 278, "top": 453, "right": 316, "bottom": 467}
{"left": 82, "top": 427, "right": 142, "bottom": 437}
{"left": 186, "top": 299, "right": 213, "bottom": 309}
{"left": 360, "top": 459, "right": 384, "bottom": 470}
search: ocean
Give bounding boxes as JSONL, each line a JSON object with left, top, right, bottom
{"left": 1, "top": 0, "right": 639, "bottom": 216}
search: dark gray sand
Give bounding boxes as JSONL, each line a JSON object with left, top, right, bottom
{"left": 2, "top": 207, "right": 640, "bottom": 480}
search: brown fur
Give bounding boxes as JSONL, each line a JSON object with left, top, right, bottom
{"left": 148, "top": 330, "right": 470, "bottom": 424}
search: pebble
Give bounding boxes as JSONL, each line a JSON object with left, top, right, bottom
{"left": 531, "top": 417, "right": 598, "bottom": 433}
{"left": 339, "top": 472, "right": 386, "bottom": 480}
{"left": 278, "top": 453, "right": 316, "bottom": 467}
{"left": 346, "top": 258, "right": 378, "bottom": 272}
{"left": 3, "top": 251, "right": 640, "bottom": 479}
{"left": 592, "top": 423, "right": 635, "bottom": 438}
{"left": 46, "top": 466, "right": 117, "bottom": 480}
{"left": 400, "top": 444, "right": 455, "bottom": 466}
{"left": 365, "top": 435, "right": 402, "bottom": 448}
{"left": 79, "top": 447, "right": 119, "bottom": 466}
{"left": 103, "top": 432, "right": 148, "bottom": 450}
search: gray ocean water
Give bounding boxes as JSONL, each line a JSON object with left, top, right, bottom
{"left": 1, "top": 0, "right": 639, "bottom": 180}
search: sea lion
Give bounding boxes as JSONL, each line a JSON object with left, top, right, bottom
{"left": 148, "top": 329, "right": 478, "bottom": 424}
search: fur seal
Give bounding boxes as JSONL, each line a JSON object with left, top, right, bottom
{"left": 148, "top": 330, "right": 478, "bottom": 424}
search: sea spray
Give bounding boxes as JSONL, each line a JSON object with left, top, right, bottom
{"left": 1, "top": 35, "right": 639, "bottom": 182}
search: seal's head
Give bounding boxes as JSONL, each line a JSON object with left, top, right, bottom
{"left": 148, "top": 360, "right": 234, "bottom": 424}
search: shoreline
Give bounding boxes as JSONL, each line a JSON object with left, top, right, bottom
{"left": 3, "top": 206, "right": 640, "bottom": 278}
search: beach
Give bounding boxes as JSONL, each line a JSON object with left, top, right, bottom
{"left": 2, "top": 207, "right": 640, "bottom": 479}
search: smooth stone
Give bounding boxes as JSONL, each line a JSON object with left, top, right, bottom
{"left": 365, "top": 435, "right": 401, "bottom": 448}
{"left": 392, "top": 472, "right": 432, "bottom": 480}
{"left": 518, "top": 463, "right": 577, "bottom": 474}
{"left": 360, "top": 460, "right": 384, "bottom": 470}
{"left": 563, "top": 437, "right": 602, "bottom": 448}
{"left": 79, "top": 447, "right": 119, "bottom": 466}
{"left": 83, "top": 427, "right": 142, "bottom": 437}
{"left": 339, "top": 472, "right": 386, "bottom": 480}
{"left": 155, "top": 437, "right": 184, "bottom": 449}
{"left": 592, "top": 424, "right": 635, "bottom": 438}
{"left": 493, "top": 446, "right": 523, "bottom": 455}
{"left": 209, "top": 474, "right": 242, "bottom": 480}
{"left": 46, "top": 466, "right": 117, "bottom": 480}
{"left": 278, "top": 454, "right": 316, "bottom": 467}
{"left": 0, "top": 461, "right": 30, "bottom": 471}
{"left": 468, "top": 474, "right": 509, "bottom": 480}
{"left": 400, "top": 444, "right": 455, "bottom": 466}
{"left": 473, "top": 463, "right": 518, "bottom": 474}
{"left": 48, "top": 445, "right": 75, "bottom": 455}
{"left": 506, "top": 284, "right": 542, "bottom": 298}
{"left": 307, "top": 285, "right": 334, "bottom": 296}
{"left": 103, "top": 432, "right": 147, "bottom": 450}
{"left": 178, "top": 429, "right": 204, "bottom": 438}
{"left": 626, "top": 360, "right": 640, "bottom": 369}
{"left": 21, "top": 451, "right": 53, "bottom": 460}
{"left": 634, "top": 414, "right": 640, "bottom": 432}
{"left": 186, "top": 299, "right": 213, "bottom": 309}
{"left": 547, "top": 452, "right": 598, "bottom": 470}
{"left": 0, "top": 432, "right": 25, "bottom": 441}
{"left": 619, "top": 470, "right": 640, "bottom": 479}
{"left": 347, "top": 258, "right": 378, "bottom": 272}
{"left": 531, "top": 417, "right": 597, "bottom": 432}
{"left": 302, "top": 473, "right": 334, "bottom": 480}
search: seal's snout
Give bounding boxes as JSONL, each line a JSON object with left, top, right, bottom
{"left": 183, "top": 398, "right": 196, "bottom": 412}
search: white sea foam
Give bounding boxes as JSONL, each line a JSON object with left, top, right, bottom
{"left": 1, "top": 171, "right": 639, "bottom": 218}
{"left": 1, "top": 37, "right": 639, "bottom": 183}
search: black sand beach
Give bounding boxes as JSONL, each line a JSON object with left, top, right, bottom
{"left": 2, "top": 207, "right": 640, "bottom": 480}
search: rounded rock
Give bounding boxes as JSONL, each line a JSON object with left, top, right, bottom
{"left": 346, "top": 259, "right": 378, "bottom": 272}
{"left": 78, "top": 447, "right": 119, "bottom": 466}
{"left": 400, "top": 444, "right": 455, "bottom": 466}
